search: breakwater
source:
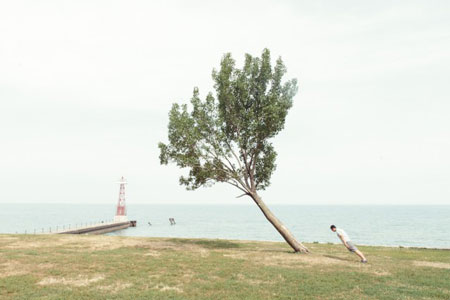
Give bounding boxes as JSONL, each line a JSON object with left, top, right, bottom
{"left": 58, "top": 221, "right": 136, "bottom": 235}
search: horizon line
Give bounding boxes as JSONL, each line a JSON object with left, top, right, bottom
{"left": 2, "top": 202, "right": 449, "bottom": 206}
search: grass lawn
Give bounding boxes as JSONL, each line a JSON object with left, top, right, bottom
{"left": 0, "top": 234, "right": 449, "bottom": 299}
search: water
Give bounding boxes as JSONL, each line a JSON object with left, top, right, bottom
{"left": 1, "top": 203, "right": 449, "bottom": 248}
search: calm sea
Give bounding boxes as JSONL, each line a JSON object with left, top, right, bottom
{"left": 1, "top": 204, "right": 449, "bottom": 249}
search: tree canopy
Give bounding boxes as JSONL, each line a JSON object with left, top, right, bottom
{"left": 159, "top": 48, "right": 298, "bottom": 196}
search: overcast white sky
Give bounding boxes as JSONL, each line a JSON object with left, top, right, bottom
{"left": 1, "top": 0, "right": 449, "bottom": 205}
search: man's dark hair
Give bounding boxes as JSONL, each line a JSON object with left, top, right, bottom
{"left": 330, "top": 225, "right": 336, "bottom": 230}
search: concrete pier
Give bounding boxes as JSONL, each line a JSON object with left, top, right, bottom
{"left": 58, "top": 221, "right": 135, "bottom": 235}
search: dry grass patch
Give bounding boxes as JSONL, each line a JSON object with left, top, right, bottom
{"left": 2, "top": 235, "right": 185, "bottom": 252}
{"left": 37, "top": 274, "right": 105, "bottom": 287}
{"left": 198, "top": 248, "right": 210, "bottom": 257}
{"left": 0, "top": 261, "right": 29, "bottom": 278}
{"left": 413, "top": 261, "right": 450, "bottom": 269}
{"left": 181, "top": 270, "right": 196, "bottom": 280}
{"left": 98, "top": 282, "right": 133, "bottom": 293}
{"left": 371, "top": 269, "right": 391, "bottom": 276}
{"left": 0, "top": 235, "right": 19, "bottom": 243}
{"left": 143, "top": 250, "right": 161, "bottom": 257}
{"left": 0, "top": 260, "right": 57, "bottom": 278}
{"left": 153, "top": 283, "right": 183, "bottom": 293}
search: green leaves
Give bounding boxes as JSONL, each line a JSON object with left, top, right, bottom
{"left": 159, "top": 49, "right": 298, "bottom": 194}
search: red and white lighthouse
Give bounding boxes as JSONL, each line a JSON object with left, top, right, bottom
{"left": 114, "top": 176, "right": 128, "bottom": 222}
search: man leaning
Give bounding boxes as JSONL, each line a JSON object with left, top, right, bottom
{"left": 330, "top": 225, "right": 367, "bottom": 263}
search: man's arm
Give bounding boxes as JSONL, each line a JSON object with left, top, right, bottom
{"left": 338, "top": 234, "right": 349, "bottom": 248}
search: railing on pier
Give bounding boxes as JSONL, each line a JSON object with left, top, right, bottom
{"left": 16, "top": 219, "right": 136, "bottom": 235}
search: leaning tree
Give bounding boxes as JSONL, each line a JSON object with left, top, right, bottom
{"left": 159, "top": 49, "right": 309, "bottom": 253}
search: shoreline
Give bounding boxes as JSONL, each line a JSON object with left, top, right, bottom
{"left": 2, "top": 233, "right": 449, "bottom": 251}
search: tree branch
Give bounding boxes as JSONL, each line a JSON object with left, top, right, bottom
{"left": 225, "top": 139, "right": 243, "bottom": 170}
{"left": 236, "top": 193, "right": 249, "bottom": 198}
{"left": 226, "top": 180, "right": 249, "bottom": 194}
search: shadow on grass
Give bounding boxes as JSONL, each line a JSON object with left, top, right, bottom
{"left": 168, "top": 238, "right": 241, "bottom": 249}
{"left": 323, "top": 255, "right": 354, "bottom": 262}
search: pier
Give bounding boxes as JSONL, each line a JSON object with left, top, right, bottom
{"left": 9, "top": 176, "right": 139, "bottom": 236}
{"left": 54, "top": 176, "right": 136, "bottom": 235}
{"left": 58, "top": 220, "right": 136, "bottom": 235}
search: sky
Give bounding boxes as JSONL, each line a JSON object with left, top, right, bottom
{"left": 1, "top": 0, "right": 449, "bottom": 205}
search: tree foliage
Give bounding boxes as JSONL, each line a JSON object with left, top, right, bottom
{"left": 159, "top": 48, "right": 298, "bottom": 196}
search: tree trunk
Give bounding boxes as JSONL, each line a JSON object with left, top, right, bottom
{"left": 250, "top": 192, "right": 309, "bottom": 253}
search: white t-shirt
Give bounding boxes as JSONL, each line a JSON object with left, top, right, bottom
{"left": 336, "top": 228, "right": 351, "bottom": 242}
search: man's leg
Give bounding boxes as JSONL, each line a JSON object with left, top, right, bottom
{"left": 346, "top": 242, "right": 367, "bottom": 262}
{"left": 354, "top": 249, "right": 367, "bottom": 262}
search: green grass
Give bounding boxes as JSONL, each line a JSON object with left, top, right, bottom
{"left": 0, "top": 234, "right": 449, "bottom": 299}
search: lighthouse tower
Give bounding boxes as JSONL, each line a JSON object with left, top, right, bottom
{"left": 114, "top": 176, "right": 128, "bottom": 222}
